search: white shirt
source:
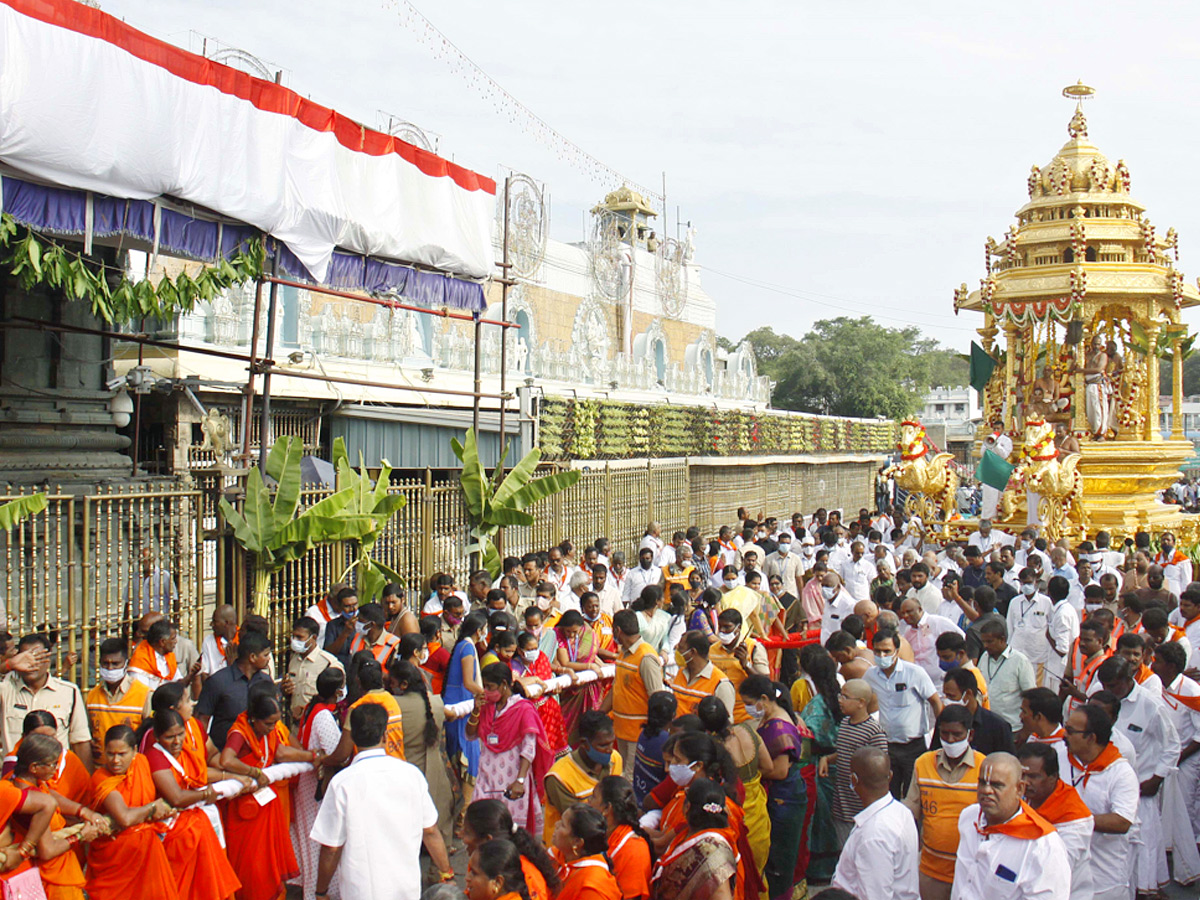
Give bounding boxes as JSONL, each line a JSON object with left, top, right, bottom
{"left": 907, "top": 583, "right": 942, "bottom": 616}
{"left": 968, "top": 530, "right": 1015, "bottom": 554}
{"left": 1045, "top": 599, "right": 1080, "bottom": 683}
{"left": 1007, "top": 591, "right": 1053, "bottom": 666}
{"left": 1112, "top": 681, "right": 1180, "bottom": 780}
{"left": 820, "top": 589, "right": 858, "bottom": 645}
{"left": 1160, "top": 673, "right": 1200, "bottom": 747}
{"left": 951, "top": 804, "right": 1070, "bottom": 900}
{"left": 305, "top": 601, "right": 338, "bottom": 646}
{"left": 1067, "top": 749, "right": 1140, "bottom": 896}
{"left": 839, "top": 556, "right": 876, "bottom": 603}
{"left": 900, "top": 612, "right": 964, "bottom": 688}
{"left": 950, "top": 801, "right": 1075, "bottom": 900}
{"left": 199, "top": 634, "right": 231, "bottom": 677}
{"left": 864, "top": 659, "right": 938, "bottom": 743}
{"left": 131, "top": 649, "right": 181, "bottom": 690}
{"left": 1156, "top": 553, "right": 1193, "bottom": 598}
{"left": 622, "top": 565, "right": 661, "bottom": 608}
{"left": 310, "top": 748, "right": 438, "bottom": 900}
{"left": 595, "top": 582, "right": 623, "bottom": 618}
{"left": 1047, "top": 810, "right": 1096, "bottom": 900}
{"left": 832, "top": 794, "right": 920, "bottom": 900}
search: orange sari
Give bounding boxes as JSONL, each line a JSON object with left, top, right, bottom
{"left": 151, "top": 718, "right": 241, "bottom": 900}
{"left": 5, "top": 773, "right": 85, "bottom": 900}
{"left": 221, "top": 715, "right": 297, "bottom": 900}
{"left": 556, "top": 854, "right": 622, "bottom": 900}
{"left": 0, "top": 780, "right": 32, "bottom": 884}
{"left": 86, "top": 755, "right": 180, "bottom": 900}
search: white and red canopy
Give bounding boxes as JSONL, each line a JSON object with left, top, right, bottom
{"left": 0, "top": 0, "right": 496, "bottom": 282}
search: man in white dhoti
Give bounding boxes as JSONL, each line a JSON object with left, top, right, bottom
{"left": 1083, "top": 335, "right": 1110, "bottom": 440}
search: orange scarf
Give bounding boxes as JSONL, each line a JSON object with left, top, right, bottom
{"left": 129, "top": 640, "right": 177, "bottom": 681}
{"left": 1135, "top": 664, "right": 1154, "bottom": 684}
{"left": 975, "top": 801, "right": 1056, "bottom": 840}
{"left": 226, "top": 713, "right": 284, "bottom": 768}
{"left": 1035, "top": 779, "right": 1093, "bottom": 824}
{"left": 90, "top": 755, "right": 164, "bottom": 833}
{"left": 1067, "top": 742, "right": 1123, "bottom": 787}
{"left": 1164, "top": 678, "right": 1200, "bottom": 712}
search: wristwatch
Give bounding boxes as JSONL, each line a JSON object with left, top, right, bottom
{"left": 515, "top": 776, "right": 525, "bottom": 784}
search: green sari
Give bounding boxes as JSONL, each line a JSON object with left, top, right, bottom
{"left": 800, "top": 694, "right": 841, "bottom": 882}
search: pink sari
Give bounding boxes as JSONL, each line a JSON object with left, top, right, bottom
{"left": 475, "top": 696, "right": 553, "bottom": 833}
{"left": 557, "top": 627, "right": 604, "bottom": 740}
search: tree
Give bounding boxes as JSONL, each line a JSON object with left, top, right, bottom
{"left": 0, "top": 494, "right": 47, "bottom": 530}
{"left": 722, "top": 316, "right": 961, "bottom": 420}
{"left": 331, "top": 438, "right": 407, "bottom": 605}
{"left": 452, "top": 429, "right": 582, "bottom": 577}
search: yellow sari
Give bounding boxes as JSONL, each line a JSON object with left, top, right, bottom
{"left": 736, "top": 722, "right": 771, "bottom": 898}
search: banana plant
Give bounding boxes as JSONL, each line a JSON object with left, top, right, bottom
{"left": 219, "top": 436, "right": 357, "bottom": 616}
{"left": 451, "top": 428, "right": 582, "bottom": 577}
{"left": 0, "top": 493, "right": 48, "bottom": 530}
{"left": 1129, "top": 321, "right": 1196, "bottom": 360}
{"left": 331, "top": 437, "right": 408, "bottom": 604}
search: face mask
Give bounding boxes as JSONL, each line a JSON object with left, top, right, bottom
{"left": 778, "top": 543, "right": 791, "bottom": 555}
{"left": 675, "top": 651, "right": 690, "bottom": 670}
{"left": 938, "top": 658, "right": 957, "bottom": 672}
{"left": 419, "top": 649, "right": 430, "bottom": 665}
{"left": 1020, "top": 583, "right": 1036, "bottom": 596}
{"left": 536, "top": 597, "right": 552, "bottom": 611}
{"left": 483, "top": 688, "right": 502, "bottom": 704}
{"left": 290, "top": 638, "right": 311, "bottom": 655}
{"left": 528, "top": 625, "right": 542, "bottom": 637}
{"left": 585, "top": 745, "right": 612, "bottom": 768}
{"left": 342, "top": 610, "right": 357, "bottom": 619}
{"left": 724, "top": 580, "right": 737, "bottom": 590}
{"left": 718, "top": 630, "right": 738, "bottom": 646}
{"left": 746, "top": 703, "right": 765, "bottom": 720}
{"left": 942, "top": 737, "right": 971, "bottom": 759}
{"left": 354, "top": 622, "right": 367, "bottom": 635}
{"left": 523, "top": 649, "right": 539, "bottom": 663}
{"left": 445, "top": 613, "right": 462, "bottom": 625}
{"left": 98, "top": 665, "right": 126, "bottom": 684}
{"left": 874, "top": 653, "right": 896, "bottom": 669}
{"left": 335, "top": 686, "right": 348, "bottom": 702}
{"left": 582, "top": 611, "right": 599, "bottom": 623}
{"left": 669, "top": 763, "right": 697, "bottom": 786}
{"left": 821, "top": 585, "right": 837, "bottom": 600}
{"left": 942, "top": 697, "right": 966, "bottom": 706}
{"left": 640, "top": 559, "right": 653, "bottom": 570}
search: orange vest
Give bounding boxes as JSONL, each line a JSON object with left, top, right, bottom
{"left": 914, "top": 750, "right": 985, "bottom": 882}
{"left": 349, "top": 690, "right": 405, "bottom": 760}
{"left": 1067, "top": 640, "right": 1112, "bottom": 712}
{"left": 663, "top": 565, "right": 695, "bottom": 591}
{"left": 709, "top": 639, "right": 760, "bottom": 724}
{"left": 349, "top": 632, "right": 401, "bottom": 667}
{"left": 86, "top": 679, "right": 151, "bottom": 762}
{"left": 613, "top": 641, "right": 659, "bottom": 743}
{"left": 543, "top": 750, "right": 624, "bottom": 843}
{"left": 670, "top": 664, "right": 731, "bottom": 717}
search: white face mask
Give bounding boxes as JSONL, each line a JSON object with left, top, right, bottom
{"left": 335, "top": 686, "right": 348, "bottom": 702}
{"left": 747, "top": 703, "right": 765, "bottom": 720}
{"left": 419, "top": 649, "right": 430, "bottom": 665}
{"left": 942, "top": 697, "right": 966, "bottom": 707}
{"left": 778, "top": 543, "right": 791, "bottom": 556}
{"left": 874, "top": 653, "right": 896, "bottom": 669}
{"left": 99, "top": 665, "right": 127, "bottom": 685}
{"left": 523, "top": 649, "right": 539, "bottom": 663}
{"left": 821, "top": 585, "right": 837, "bottom": 600}
{"left": 718, "top": 630, "right": 738, "bottom": 646}
{"left": 290, "top": 638, "right": 311, "bottom": 655}
{"left": 1020, "top": 583, "right": 1037, "bottom": 596}
{"left": 942, "top": 737, "right": 971, "bottom": 760}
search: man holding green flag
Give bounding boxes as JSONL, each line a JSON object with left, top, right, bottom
{"left": 979, "top": 421, "right": 1014, "bottom": 519}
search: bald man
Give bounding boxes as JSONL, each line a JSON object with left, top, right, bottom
{"left": 820, "top": 571, "right": 858, "bottom": 644}
{"left": 952, "top": 752, "right": 1069, "bottom": 900}
{"left": 832, "top": 746, "right": 919, "bottom": 900}
{"left": 854, "top": 599, "right": 879, "bottom": 643}
{"left": 200, "top": 604, "right": 238, "bottom": 683}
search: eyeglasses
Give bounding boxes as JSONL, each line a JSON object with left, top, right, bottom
{"left": 1062, "top": 726, "right": 1089, "bottom": 737}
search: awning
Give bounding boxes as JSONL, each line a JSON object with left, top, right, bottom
{"left": 0, "top": 0, "right": 496, "bottom": 285}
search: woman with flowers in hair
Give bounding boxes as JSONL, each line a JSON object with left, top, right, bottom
{"left": 651, "top": 778, "right": 736, "bottom": 900}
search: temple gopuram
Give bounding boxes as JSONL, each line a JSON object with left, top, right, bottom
{"left": 953, "top": 83, "right": 1198, "bottom": 539}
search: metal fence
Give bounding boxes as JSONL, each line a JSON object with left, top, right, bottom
{"left": 1, "top": 454, "right": 878, "bottom": 670}
{"left": 0, "top": 483, "right": 204, "bottom": 686}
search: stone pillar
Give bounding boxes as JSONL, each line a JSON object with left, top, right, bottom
{"left": 1145, "top": 321, "right": 1161, "bottom": 442}
{"left": 1172, "top": 335, "right": 1184, "bottom": 440}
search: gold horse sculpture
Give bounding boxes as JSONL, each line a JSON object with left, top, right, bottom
{"left": 884, "top": 420, "right": 959, "bottom": 526}
{"left": 1009, "top": 417, "right": 1085, "bottom": 542}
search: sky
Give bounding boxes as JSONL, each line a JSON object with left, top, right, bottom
{"left": 96, "top": 0, "right": 1200, "bottom": 353}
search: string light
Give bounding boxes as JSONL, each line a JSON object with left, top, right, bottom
{"left": 388, "top": 0, "right": 664, "bottom": 208}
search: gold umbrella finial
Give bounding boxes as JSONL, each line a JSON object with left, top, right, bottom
{"left": 1062, "top": 82, "right": 1095, "bottom": 139}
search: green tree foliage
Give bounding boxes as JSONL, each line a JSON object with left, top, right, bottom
{"left": 726, "top": 318, "right": 967, "bottom": 420}
{"left": 0, "top": 494, "right": 48, "bottom": 530}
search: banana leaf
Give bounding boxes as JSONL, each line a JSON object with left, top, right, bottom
{"left": 0, "top": 494, "right": 48, "bottom": 530}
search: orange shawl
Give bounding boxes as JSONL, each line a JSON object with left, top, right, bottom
{"left": 0, "top": 780, "right": 31, "bottom": 883}
{"left": 1035, "top": 779, "right": 1093, "bottom": 824}
{"left": 130, "top": 640, "right": 177, "bottom": 682}
{"left": 557, "top": 854, "right": 622, "bottom": 900}
{"left": 974, "top": 801, "right": 1056, "bottom": 840}
{"left": 1067, "top": 742, "right": 1124, "bottom": 787}
{"left": 4, "top": 775, "right": 83, "bottom": 888}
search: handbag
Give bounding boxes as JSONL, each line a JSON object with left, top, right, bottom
{"left": 1, "top": 867, "right": 47, "bottom": 900}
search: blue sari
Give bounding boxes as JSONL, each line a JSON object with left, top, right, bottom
{"left": 444, "top": 638, "right": 480, "bottom": 777}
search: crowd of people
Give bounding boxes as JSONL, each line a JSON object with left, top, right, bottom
{"left": 0, "top": 508, "right": 1198, "bottom": 900}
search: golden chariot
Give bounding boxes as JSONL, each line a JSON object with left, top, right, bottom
{"left": 915, "top": 84, "right": 1198, "bottom": 543}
